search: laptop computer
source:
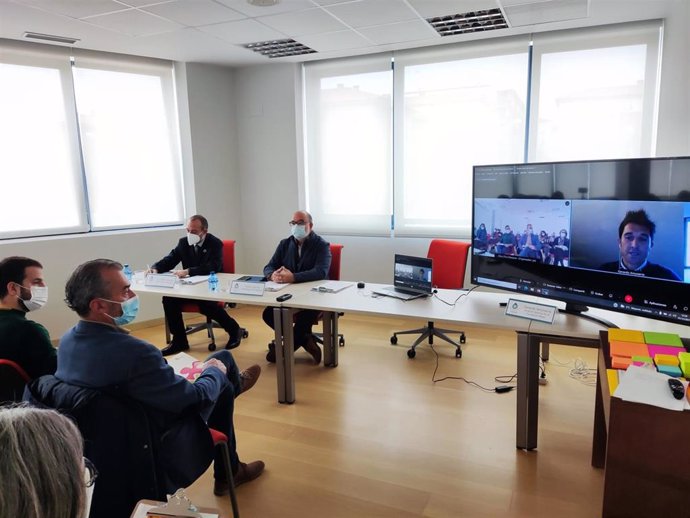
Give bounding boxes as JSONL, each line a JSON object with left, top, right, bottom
{"left": 373, "top": 254, "right": 433, "bottom": 300}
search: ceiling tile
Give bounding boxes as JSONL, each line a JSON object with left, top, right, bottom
{"left": 298, "top": 28, "right": 370, "bottom": 52}
{"left": 84, "top": 8, "right": 183, "bottom": 36}
{"left": 311, "top": 0, "right": 362, "bottom": 5}
{"left": 258, "top": 7, "right": 348, "bottom": 36}
{"left": 358, "top": 19, "right": 438, "bottom": 45}
{"left": 197, "top": 17, "right": 286, "bottom": 44}
{"left": 142, "top": 0, "right": 246, "bottom": 27}
{"left": 504, "top": 0, "right": 588, "bottom": 27}
{"left": 14, "top": 0, "right": 130, "bottom": 19}
{"left": 406, "top": 0, "right": 500, "bottom": 19}
{"left": 215, "top": 0, "right": 314, "bottom": 17}
{"left": 325, "top": 0, "right": 420, "bottom": 28}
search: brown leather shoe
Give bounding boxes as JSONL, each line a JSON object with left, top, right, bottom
{"left": 303, "top": 334, "right": 321, "bottom": 365}
{"left": 213, "top": 479, "right": 230, "bottom": 496}
{"left": 233, "top": 460, "right": 265, "bottom": 487}
{"left": 239, "top": 364, "right": 261, "bottom": 395}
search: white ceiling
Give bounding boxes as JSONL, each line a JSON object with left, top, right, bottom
{"left": 0, "top": 0, "right": 681, "bottom": 66}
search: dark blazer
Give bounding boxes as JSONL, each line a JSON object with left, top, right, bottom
{"left": 152, "top": 233, "right": 224, "bottom": 277}
{"left": 263, "top": 231, "right": 331, "bottom": 283}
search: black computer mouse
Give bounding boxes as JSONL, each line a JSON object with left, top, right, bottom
{"left": 357, "top": 282, "right": 365, "bottom": 289}
{"left": 668, "top": 378, "right": 685, "bottom": 400}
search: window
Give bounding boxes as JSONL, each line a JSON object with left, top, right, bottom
{"left": 529, "top": 23, "right": 661, "bottom": 161}
{"left": 303, "top": 56, "right": 392, "bottom": 235}
{"left": 302, "top": 21, "right": 662, "bottom": 238}
{"left": 0, "top": 40, "right": 184, "bottom": 240}
{"left": 394, "top": 38, "right": 529, "bottom": 237}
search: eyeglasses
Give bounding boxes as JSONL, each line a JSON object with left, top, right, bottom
{"left": 288, "top": 220, "right": 306, "bottom": 226}
{"left": 84, "top": 457, "right": 98, "bottom": 488}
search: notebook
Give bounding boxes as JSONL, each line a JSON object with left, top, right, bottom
{"left": 373, "top": 254, "right": 433, "bottom": 301}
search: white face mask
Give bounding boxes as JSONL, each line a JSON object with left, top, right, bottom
{"left": 291, "top": 224, "right": 308, "bottom": 240}
{"left": 187, "top": 232, "right": 201, "bottom": 246}
{"left": 16, "top": 284, "right": 48, "bottom": 312}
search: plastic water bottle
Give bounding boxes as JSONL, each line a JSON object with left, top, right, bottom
{"left": 208, "top": 271, "right": 219, "bottom": 293}
{"left": 123, "top": 264, "right": 133, "bottom": 282}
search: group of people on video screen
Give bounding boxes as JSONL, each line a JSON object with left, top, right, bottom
{"left": 473, "top": 223, "right": 570, "bottom": 266}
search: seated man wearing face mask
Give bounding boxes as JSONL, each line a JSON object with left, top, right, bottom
{"left": 150, "top": 215, "right": 243, "bottom": 356}
{"left": 55, "top": 259, "right": 264, "bottom": 496}
{"left": 0, "top": 256, "right": 56, "bottom": 379}
{"left": 262, "top": 210, "right": 331, "bottom": 365}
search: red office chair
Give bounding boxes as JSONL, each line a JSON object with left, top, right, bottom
{"left": 390, "top": 239, "right": 470, "bottom": 359}
{"left": 165, "top": 240, "right": 248, "bottom": 351}
{"left": 0, "top": 359, "right": 30, "bottom": 404}
{"left": 313, "top": 243, "right": 345, "bottom": 347}
{"left": 209, "top": 428, "right": 239, "bottom": 518}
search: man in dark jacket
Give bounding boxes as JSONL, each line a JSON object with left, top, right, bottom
{"left": 151, "top": 214, "right": 242, "bottom": 355}
{"left": 263, "top": 210, "right": 331, "bottom": 364}
{"left": 56, "top": 258, "right": 264, "bottom": 497}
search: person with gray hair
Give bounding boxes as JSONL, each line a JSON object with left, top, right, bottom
{"left": 59, "top": 259, "right": 264, "bottom": 496}
{"left": 0, "top": 405, "right": 89, "bottom": 518}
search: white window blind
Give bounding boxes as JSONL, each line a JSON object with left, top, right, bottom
{"left": 303, "top": 55, "right": 393, "bottom": 236}
{"left": 0, "top": 41, "right": 87, "bottom": 239}
{"left": 72, "top": 50, "right": 184, "bottom": 230}
{"left": 393, "top": 37, "right": 529, "bottom": 237}
{"left": 529, "top": 20, "right": 662, "bottom": 162}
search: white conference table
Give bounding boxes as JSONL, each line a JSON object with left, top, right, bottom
{"left": 134, "top": 274, "right": 689, "bottom": 451}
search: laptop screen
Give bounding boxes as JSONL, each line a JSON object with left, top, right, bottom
{"left": 393, "top": 254, "right": 433, "bottom": 294}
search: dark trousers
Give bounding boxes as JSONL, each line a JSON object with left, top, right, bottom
{"left": 163, "top": 297, "right": 239, "bottom": 345}
{"left": 199, "top": 350, "right": 242, "bottom": 479}
{"left": 262, "top": 306, "right": 319, "bottom": 350}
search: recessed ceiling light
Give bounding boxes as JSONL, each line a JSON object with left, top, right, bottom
{"left": 426, "top": 9, "right": 509, "bottom": 37}
{"left": 23, "top": 32, "right": 80, "bottom": 45}
{"left": 243, "top": 38, "right": 316, "bottom": 59}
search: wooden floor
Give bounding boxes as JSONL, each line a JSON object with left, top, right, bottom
{"left": 133, "top": 305, "right": 604, "bottom": 518}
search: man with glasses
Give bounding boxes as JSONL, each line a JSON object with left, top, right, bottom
{"left": 0, "top": 256, "right": 56, "bottom": 379}
{"left": 57, "top": 259, "right": 264, "bottom": 495}
{"left": 150, "top": 214, "right": 243, "bottom": 355}
{"left": 262, "top": 210, "right": 331, "bottom": 364}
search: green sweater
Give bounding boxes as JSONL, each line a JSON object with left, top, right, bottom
{"left": 0, "top": 308, "right": 57, "bottom": 379}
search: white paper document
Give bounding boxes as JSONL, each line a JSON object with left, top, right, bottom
{"left": 167, "top": 352, "right": 204, "bottom": 382}
{"left": 311, "top": 281, "right": 353, "bottom": 293}
{"left": 613, "top": 365, "right": 689, "bottom": 411}
{"left": 264, "top": 281, "right": 289, "bottom": 292}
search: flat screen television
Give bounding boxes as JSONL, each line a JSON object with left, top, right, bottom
{"left": 471, "top": 156, "right": 690, "bottom": 326}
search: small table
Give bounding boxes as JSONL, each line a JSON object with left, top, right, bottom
{"left": 593, "top": 331, "right": 690, "bottom": 517}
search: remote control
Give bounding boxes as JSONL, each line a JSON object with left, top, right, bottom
{"left": 276, "top": 293, "right": 292, "bottom": 302}
{"left": 668, "top": 378, "right": 685, "bottom": 400}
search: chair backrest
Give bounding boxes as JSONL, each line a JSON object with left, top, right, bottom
{"left": 427, "top": 239, "right": 471, "bottom": 290}
{"left": 0, "top": 359, "right": 30, "bottom": 404}
{"left": 222, "top": 240, "right": 236, "bottom": 274}
{"left": 25, "top": 376, "right": 213, "bottom": 518}
{"left": 328, "top": 244, "right": 343, "bottom": 281}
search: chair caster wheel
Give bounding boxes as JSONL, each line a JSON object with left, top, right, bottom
{"left": 460, "top": 334, "right": 466, "bottom": 344}
{"left": 242, "top": 328, "right": 249, "bottom": 338}
{"left": 407, "top": 348, "right": 416, "bottom": 359}
{"left": 208, "top": 343, "right": 216, "bottom": 351}
{"left": 390, "top": 335, "right": 398, "bottom": 345}
{"left": 455, "top": 349, "right": 462, "bottom": 358}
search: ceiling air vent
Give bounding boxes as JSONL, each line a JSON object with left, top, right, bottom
{"left": 426, "top": 8, "right": 508, "bottom": 37}
{"left": 243, "top": 38, "right": 316, "bottom": 59}
{"left": 23, "top": 32, "right": 80, "bottom": 45}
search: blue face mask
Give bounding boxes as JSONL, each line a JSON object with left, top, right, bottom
{"left": 102, "top": 296, "right": 139, "bottom": 326}
{"left": 291, "top": 224, "right": 308, "bottom": 240}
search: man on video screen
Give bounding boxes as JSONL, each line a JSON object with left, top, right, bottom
{"left": 599, "top": 209, "right": 680, "bottom": 281}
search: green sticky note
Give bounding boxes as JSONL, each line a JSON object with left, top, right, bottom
{"left": 643, "top": 331, "right": 683, "bottom": 347}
